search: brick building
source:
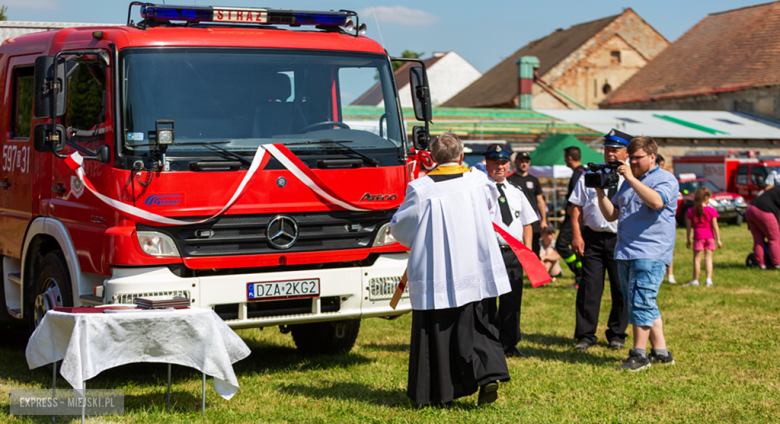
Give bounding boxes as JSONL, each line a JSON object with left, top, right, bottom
{"left": 443, "top": 9, "right": 669, "bottom": 110}
{"left": 600, "top": 2, "right": 780, "bottom": 123}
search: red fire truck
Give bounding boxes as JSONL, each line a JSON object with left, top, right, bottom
{"left": 0, "top": 4, "right": 433, "bottom": 353}
{"left": 673, "top": 153, "right": 780, "bottom": 201}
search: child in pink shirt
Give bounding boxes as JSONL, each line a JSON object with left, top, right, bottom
{"left": 684, "top": 186, "right": 723, "bottom": 287}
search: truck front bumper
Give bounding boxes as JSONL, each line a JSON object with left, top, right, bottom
{"left": 104, "top": 253, "right": 410, "bottom": 329}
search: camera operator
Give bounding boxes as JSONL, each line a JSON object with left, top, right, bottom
{"left": 484, "top": 144, "right": 538, "bottom": 358}
{"left": 569, "top": 129, "right": 629, "bottom": 351}
{"left": 596, "top": 136, "right": 678, "bottom": 371}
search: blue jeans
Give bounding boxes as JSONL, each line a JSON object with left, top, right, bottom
{"left": 617, "top": 259, "right": 666, "bottom": 327}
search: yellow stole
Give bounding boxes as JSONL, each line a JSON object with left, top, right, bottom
{"left": 427, "top": 164, "right": 470, "bottom": 176}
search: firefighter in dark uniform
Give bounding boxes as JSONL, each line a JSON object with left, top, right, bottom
{"left": 557, "top": 146, "right": 585, "bottom": 289}
{"left": 483, "top": 144, "right": 538, "bottom": 357}
{"left": 507, "top": 151, "right": 548, "bottom": 258}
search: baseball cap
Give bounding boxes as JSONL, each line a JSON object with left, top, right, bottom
{"left": 515, "top": 151, "right": 531, "bottom": 161}
{"left": 484, "top": 144, "right": 511, "bottom": 161}
{"left": 603, "top": 128, "right": 633, "bottom": 148}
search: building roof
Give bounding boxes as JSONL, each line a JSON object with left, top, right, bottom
{"left": 538, "top": 109, "right": 780, "bottom": 140}
{"left": 343, "top": 106, "right": 599, "bottom": 138}
{"left": 0, "top": 21, "right": 120, "bottom": 42}
{"left": 601, "top": 2, "right": 780, "bottom": 106}
{"left": 351, "top": 55, "right": 443, "bottom": 106}
{"left": 442, "top": 14, "right": 619, "bottom": 108}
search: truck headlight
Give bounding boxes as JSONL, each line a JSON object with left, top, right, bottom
{"left": 137, "top": 231, "right": 180, "bottom": 257}
{"left": 372, "top": 223, "right": 397, "bottom": 247}
{"left": 734, "top": 196, "right": 745, "bottom": 205}
{"left": 708, "top": 198, "right": 718, "bottom": 207}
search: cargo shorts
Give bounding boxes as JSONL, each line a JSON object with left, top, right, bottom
{"left": 617, "top": 259, "right": 666, "bottom": 327}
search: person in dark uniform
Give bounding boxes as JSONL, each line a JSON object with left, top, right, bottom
{"left": 484, "top": 144, "right": 538, "bottom": 358}
{"left": 508, "top": 151, "right": 548, "bottom": 257}
{"left": 557, "top": 146, "right": 585, "bottom": 289}
{"left": 569, "top": 129, "right": 630, "bottom": 350}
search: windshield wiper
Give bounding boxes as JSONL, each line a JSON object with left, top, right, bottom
{"left": 288, "top": 140, "right": 379, "bottom": 167}
{"left": 169, "top": 141, "right": 252, "bottom": 166}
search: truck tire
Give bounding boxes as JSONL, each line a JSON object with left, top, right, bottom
{"left": 28, "top": 251, "right": 73, "bottom": 332}
{"left": 731, "top": 213, "right": 744, "bottom": 226}
{"left": 290, "top": 319, "right": 361, "bottom": 354}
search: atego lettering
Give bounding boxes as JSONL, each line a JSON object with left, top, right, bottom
{"left": 360, "top": 193, "right": 398, "bottom": 201}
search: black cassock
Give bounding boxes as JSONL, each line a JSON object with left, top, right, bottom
{"left": 407, "top": 298, "right": 510, "bottom": 405}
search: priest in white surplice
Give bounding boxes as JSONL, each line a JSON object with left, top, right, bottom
{"left": 391, "top": 132, "right": 511, "bottom": 407}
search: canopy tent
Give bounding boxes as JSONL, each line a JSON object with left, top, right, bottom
{"left": 526, "top": 134, "right": 604, "bottom": 224}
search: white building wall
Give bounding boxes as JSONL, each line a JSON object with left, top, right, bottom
{"left": 383, "top": 51, "right": 482, "bottom": 108}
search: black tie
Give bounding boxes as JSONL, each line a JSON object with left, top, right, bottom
{"left": 496, "top": 183, "right": 513, "bottom": 226}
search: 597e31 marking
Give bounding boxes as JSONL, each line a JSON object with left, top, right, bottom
{"left": 2, "top": 145, "right": 30, "bottom": 173}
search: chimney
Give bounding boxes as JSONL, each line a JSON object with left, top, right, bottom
{"left": 517, "top": 56, "right": 539, "bottom": 109}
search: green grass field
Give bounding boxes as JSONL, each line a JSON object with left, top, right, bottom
{"left": 1, "top": 225, "right": 778, "bottom": 423}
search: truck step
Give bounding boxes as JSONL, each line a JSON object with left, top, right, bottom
{"left": 7, "top": 307, "right": 21, "bottom": 318}
{"left": 7, "top": 272, "right": 21, "bottom": 286}
{"left": 79, "top": 295, "right": 103, "bottom": 305}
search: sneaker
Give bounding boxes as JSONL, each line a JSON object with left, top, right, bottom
{"left": 478, "top": 381, "right": 499, "bottom": 405}
{"left": 575, "top": 339, "right": 594, "bottom": 351}
{"left": 608, "top": 340, "right": 624, "bottom": 350}
{"left": 705, "top": 280, "right": 713, "bottom": 287}
{"left": 649, "top": 350, "right": 675, "bottom": 366}
{"left": 667, "top": 275, "right": 676, "bottom": 284}
{"left": 616, "top": 350, "right": 651, "bottom": 371}
{"left": 682, "top": 280, "right": 699, "bottom": 287}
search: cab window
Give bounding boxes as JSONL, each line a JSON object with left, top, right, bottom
{"left": 751, "top": 166, "right": 768, "bottom": 185}
{"left": 736, "top": 165, "right": 748, "bottom": 185}
{"left": 10, "top": 67, "right": 34, "bottom": 139}
{"left": 65, "top": 62, "right": 106, "bottom": 144}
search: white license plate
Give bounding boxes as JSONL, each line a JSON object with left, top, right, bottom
{"left": 247, "top": 279, "right": 320, "bottom": 301}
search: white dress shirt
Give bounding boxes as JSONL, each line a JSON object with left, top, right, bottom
{"left": 491, "top": 180, "right": 539, "bottom": 246}
{"left": 390, "top": 170, "right": 512, "bottom": 310}
{"left": 568, "top": 169, "right": 624, "bottom": 233}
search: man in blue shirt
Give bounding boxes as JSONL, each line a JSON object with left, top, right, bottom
{"left": 596, "top": 136, "right": 678, "bottom": 371}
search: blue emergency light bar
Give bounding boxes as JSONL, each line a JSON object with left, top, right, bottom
{"left": 135, "top": 3, "right": 353, "bottom": 27}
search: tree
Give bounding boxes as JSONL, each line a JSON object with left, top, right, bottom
{"left": 392, "top": 50, "right": 424, "bottom": 72}
{"left": 0, "top": 6, "right": 7, "bottom": 21}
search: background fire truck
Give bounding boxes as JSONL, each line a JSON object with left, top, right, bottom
{"left": 673, "top": 152, "right": 780, "bottom": 201}
{"left": 0, "top": 4, "right": 434, "bottom": 354}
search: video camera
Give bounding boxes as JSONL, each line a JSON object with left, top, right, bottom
{"left": 584, "top": 161, "right": 622, "bottom": 189}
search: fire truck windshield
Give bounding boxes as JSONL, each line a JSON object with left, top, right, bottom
{"left": 121, "top": 48, "right": 403, "bottom": 158}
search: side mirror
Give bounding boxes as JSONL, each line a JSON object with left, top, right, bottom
{"left": 34, "top": 56, "right": 67, "bottom": 119}
{"left": 33, "top": 124, "right": 65, "bottom": 153}
{"left": 412, "top": 126, "right": 429, "bottom": 151}
{"left": 409, "top": 66, "right": 431, "bottom": 122}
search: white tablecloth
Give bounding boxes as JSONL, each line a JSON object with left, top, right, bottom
{"left": 26, "top": 308, "right": 251, "bottom": 400}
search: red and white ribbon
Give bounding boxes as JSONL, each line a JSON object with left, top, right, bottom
{"left": 65, "top": 143, "right": 375, "bottom": 226}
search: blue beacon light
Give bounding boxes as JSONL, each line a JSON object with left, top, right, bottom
{"left": 139, "top": 4, "right": 350, "bottom": 27}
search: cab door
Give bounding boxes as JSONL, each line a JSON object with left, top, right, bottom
{"left": 0, "top": 56, "right": 36, "bottom": 258}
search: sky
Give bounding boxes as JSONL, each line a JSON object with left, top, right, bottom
{"left": 2, "top": 0, "right": 766, "bottom": 74}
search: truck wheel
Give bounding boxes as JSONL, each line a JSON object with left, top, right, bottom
{"left": 731, "top": 213, "right": 744, "bottom": 226}
{"left": 290, "top": 319, "right": 361, "bottom": 354}
{"left": 28, "top": 251, "right": 73, "bottom": 332}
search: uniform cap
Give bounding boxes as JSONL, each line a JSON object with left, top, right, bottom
{"left": 603, "top": 128, "right": 633, "bottom": 148}
{"left": 484, "top": 144, "right": 511, "bottom": 161}
{"left": 515, "top": 151, "right": 531, "bottom": 160}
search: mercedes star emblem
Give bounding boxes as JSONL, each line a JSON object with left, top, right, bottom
{"left": 266, "top": 215, "right": 298, "bottom": 249}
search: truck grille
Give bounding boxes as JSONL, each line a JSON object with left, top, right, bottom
{"left": 137, "top": 211, "right": 394, "bottom": 257}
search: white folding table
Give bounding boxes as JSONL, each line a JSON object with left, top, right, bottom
{"left": 26, "top": 308, "right": 251, "bottom": 422}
